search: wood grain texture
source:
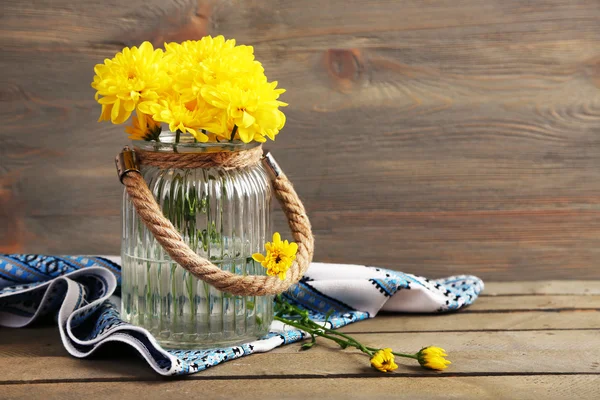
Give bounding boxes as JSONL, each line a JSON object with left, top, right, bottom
{"left": 1, "top": 329, "right": 599, "bottom": 380}
{"left": 1, "top": 1, "right": 600, "bottom": 279}
{"left": 341, "top": 311, "right": 600, "bottom": 333}
{"left": 483, "top": 280, "right": 600, "bottom": 295}
{"left": 1, "top": 286, "right": 600, "bottom": 397}
{"left": 1, "top": 290, "right": 600, "bottom": 382}
{"left": 3, "top": 376, "right": 600, "bottom": 400}
{"left": 466, "top": 295, "right": 600, "bottom": 310}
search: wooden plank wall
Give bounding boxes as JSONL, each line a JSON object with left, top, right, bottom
{"left": 1, "top": 0, "right": 599, "bottom": 280}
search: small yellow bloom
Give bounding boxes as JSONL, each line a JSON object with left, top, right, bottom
{"left": 252, "top": 232, "right": 298, "bottom": 280}
{"left": 125, "top": 112, "right": 162, "bottom": 141}
{"left": 417, "top": 346, "right": 451, "bottom": 370}
{"left": 370, "top": 348, "right": 398, "bottom": 373}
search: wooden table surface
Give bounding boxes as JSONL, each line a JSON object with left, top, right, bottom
{"left": 1, "top": 280, "right": 599, "bottom": 399}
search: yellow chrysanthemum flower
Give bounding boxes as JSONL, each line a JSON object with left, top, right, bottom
{"left": 199, "top": 45, "right": 264, "bottom": 87}
{"left": 201, "top": 80, "right": 287, "bottom": 143}
{"left": 165, "top": 36, "right": 261, "bottom": 104}
{"left": 165, "top": 35, "right": 237, "bottom": 73}
{"left": 417, "top": 346, "right": 452, "bottom": 370}
{"left": 125, "top": 113, "right": 162, "bottom": 141}
{"left": 139, "top": 95, "right": 221, "bottom": 142}
{"left": 370, "top": 348, "right": 398, "bottom": 373}
{"left": 92, "top": 42, "right": 171, "bottom": 124}
{"left": 93, "top": 36, "right": 287, "bottom": 143}
{"left": 252, "top": 232, "right": 298, "bottom": 280}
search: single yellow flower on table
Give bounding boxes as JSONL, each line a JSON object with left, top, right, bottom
{"left": 417, "top": 346, "right": 452, "bottom": 370}
{"left": 252, "top": 232, "right": 298, "bottom": 280}
{"left": 370, "top": 348, "right": 398, "bottom": 372}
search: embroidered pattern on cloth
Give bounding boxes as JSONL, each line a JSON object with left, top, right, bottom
{"left": 0, "top": 255, "right": 484, "bottom": 376}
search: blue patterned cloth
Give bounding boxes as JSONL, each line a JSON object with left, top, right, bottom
{"left": 0, "top": 255, "right": 484, "bottom": 375}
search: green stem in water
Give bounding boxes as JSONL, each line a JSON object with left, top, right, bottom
{"left": 173, "top": 129, "right": 182, "bottom": 153}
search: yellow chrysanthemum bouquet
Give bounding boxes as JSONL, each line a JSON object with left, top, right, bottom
{"left": 92, "top": 36, "right": 286, "bottom": 144}
{"left": 93, "top": 38, "right": 450, "bottom": 369}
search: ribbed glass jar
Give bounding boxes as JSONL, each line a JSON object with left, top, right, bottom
{"left": 120, "top": 135, "right": 273, "bottom": 349}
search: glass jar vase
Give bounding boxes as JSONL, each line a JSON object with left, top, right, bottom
{"left": 120, "top": 134, "right": 273, "bottom": 349}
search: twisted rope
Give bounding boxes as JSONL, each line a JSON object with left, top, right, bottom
{"left": 135, "top": 145, "right": 263, "bottom": 170}
{"left": 119, "top": 147, "right": 314, "bottom": 296}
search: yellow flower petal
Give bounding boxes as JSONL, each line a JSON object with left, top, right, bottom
{"left": 417, "top": 346, "right": 451, "bottom": 371}
{"left": 253, "top": 232, "right": 298, "bottom": 281}
{"left": 111, "top": 98, "right": 121, "bottom": 122}
{"left": 125, "top": 112, "right": 162, "bottom": 141}
{"left": 425, "top": 359, "right": 451, "bottom": 370}
{"left": 97, "top": 96, "right": 115, "bottom": 105}
{"left": 124, "top": 99, "right": 136, "bottom": 112}
{"left": 272, "top": 232, "right": 281, "bottom": 244}
{"left": 288, "top": 242, "right": 298, "bottom": 254}
{"left": 237, "top": 126, "right": 255, "bottom": 143}
{"left": 98, "top": 104, "right": 112, "bottom": 122}
{"left": 370, "top": 348, "right": 398, "bottom": 373}
{"left": 92, "top": 41, "right": 171, "bottom": 126}
{"left": 241, "top": 111, "right": 255, "bottom": 128}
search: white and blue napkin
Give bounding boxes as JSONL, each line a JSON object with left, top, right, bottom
{"left": 0, "top": 255, "right": 483, "bottom": 375}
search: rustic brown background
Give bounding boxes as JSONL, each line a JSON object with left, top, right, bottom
{"left": 1, "top": 0, "right": 599, "bottom": 280}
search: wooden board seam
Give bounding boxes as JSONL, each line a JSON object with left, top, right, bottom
{"left": 2, "top": 371, "right": 600, "bottom": 385}
{"left": 341, "top": 327, "right": 600, "bottom": 334}
{"left": 462, "top": 308, "right": 600, "bottom": 313}
{"left": 480, "top": 293, "right": 600, "bottom": 297}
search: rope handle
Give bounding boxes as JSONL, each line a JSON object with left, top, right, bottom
{"left": 116, "top": 147, "right": 314, "bottom": 296}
